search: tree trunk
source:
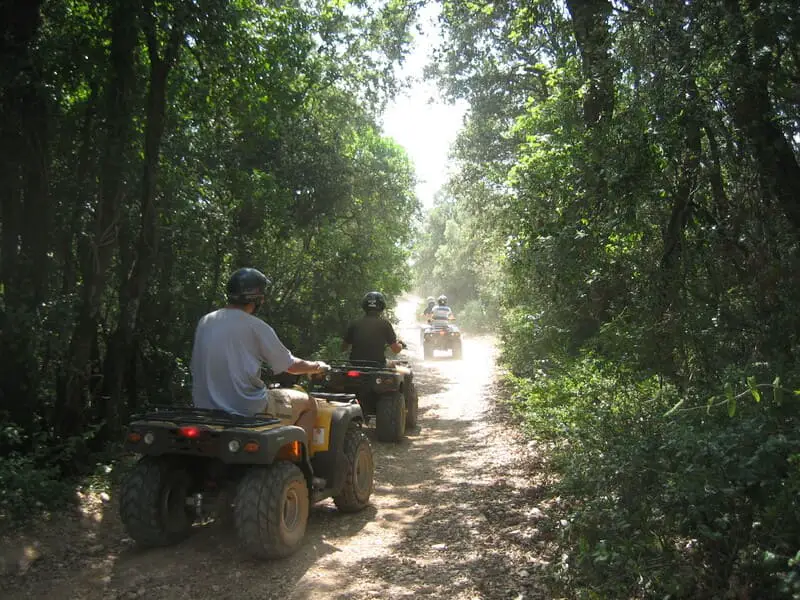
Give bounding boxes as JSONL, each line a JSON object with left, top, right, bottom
{"left": 19, "top": 82, "right": 51, "bottom": 306}
{"left": 61, "top": 84, "right": 99, "bottom": 297}
{"left": 723, "top": 0, "right": 800, "bottom": 232}
{"left": 58, "top": 0, "right": 139, "bottom": 438}
{"left": 0, "top": 0, "right": 46, "bottom": 430}
{"left": 101, "top": 13, "right": 184, "bottom": 436}
{"left": 565, "top": 0, "right": 615, "bottom": 127}
{"left": 0, "top": 0, "right": 44, "bottom": 297}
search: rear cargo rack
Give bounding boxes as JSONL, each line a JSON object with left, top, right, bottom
{"left": 130, "top": 406, "right": 280, "bottom": 428}
{"left": 327, "top": 360, "right": 409, "bottom": 372}
{"left": 311, "top": 392, "right": 358, "bottom": 401}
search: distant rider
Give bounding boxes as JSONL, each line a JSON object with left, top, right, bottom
{"left": 190, "top": 267, "right": 328, "bottom": 446}
{"left": 342, "top": 291, "right": 405, "bottom": 365}
{"left": 421, "top": 296, "right": 436, "bottom": 323}
{"left": 431, "top": 295, "right": 456, "bottom": 323}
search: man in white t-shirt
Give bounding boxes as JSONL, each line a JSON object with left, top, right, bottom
{"left": 190, "top": 267, "right": 328, "bottom": 445}
{"left": 431, "top": 295, "right": 455, "bottom": 323}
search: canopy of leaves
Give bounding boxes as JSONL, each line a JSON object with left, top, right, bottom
{"left": 0, "top": 0, "right": 420, "bottom": 503}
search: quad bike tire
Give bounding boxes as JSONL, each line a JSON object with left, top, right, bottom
{"left": 376, "top": 391, "right": 406, "bottom": 442}
{"left": 119, "top": 456, "right": 195, "bottom": 548}
{"left": 333, "top": 427, "right": 374, "bottom": 512}
{"left": 452, "top": 340, "right": 463, "bottom": 360}
{"left": 404, "top": 380, "right": 419, "bottom": 429}
{"left": 234, "top": 462, "right": 309, "bottom": 559}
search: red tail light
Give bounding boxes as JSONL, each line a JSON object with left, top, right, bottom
{"left": 347, "top": 370, "right": 361, "bottom": 378}
{"left": 179, "top": 426, "right": 201, "bottom": 438}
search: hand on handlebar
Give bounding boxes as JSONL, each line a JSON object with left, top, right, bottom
{"left": 399, "top": 340, "right": 408, "bottom": 350}
{"left": 314, "top": 360, "right": 331, "bottom": 373}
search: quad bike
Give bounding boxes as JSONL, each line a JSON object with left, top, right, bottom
{"left": 422, "top": 321, "right": 463, "bottom": 360}
{"left": 310, "top": 359, "right": 419, "bottom": 443}
{"left": 119, "top": 383, "right": 373, "bottom": 560}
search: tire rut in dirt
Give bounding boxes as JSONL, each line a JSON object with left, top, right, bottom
{"left": 333, "top": 427, "right": 374, "bottom": 512}
{"left": 119, "top": 457, "right": 195, "bottom": 548}
{"left": 233, "top": 462, "right": 309, "bottom": 559}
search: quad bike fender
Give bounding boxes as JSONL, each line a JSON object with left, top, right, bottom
{"left": 216, "top": 424, "right": 311, "bottom": 467}
{"left": 310, "top": 402, "right": 334, "bottom": 453}
{"left": 310, "top": 408, "right": 364, "bottom": 495}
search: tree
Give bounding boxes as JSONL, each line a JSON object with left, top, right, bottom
{"left": 425, "top": 0, "right": 800, "bottom": 595}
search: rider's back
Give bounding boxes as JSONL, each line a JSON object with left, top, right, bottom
{"left": 431, "top": 305, "right": 453, "bottom": 321}
{"left": 191, "top": 308, "right": 293, "bottom": 416}
{"left": 345, "top": 314, "right": 396, "bottom": 364}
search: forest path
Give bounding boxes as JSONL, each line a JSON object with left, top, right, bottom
{"left": 1, "top": 296, "right": 556, "bottom": 599}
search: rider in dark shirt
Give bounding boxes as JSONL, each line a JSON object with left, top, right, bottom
{"left": 421, "top": 296, "right": 436, "bottom": 322}
{"left": 342, "top": 291, "right": 404, "bottom": 365}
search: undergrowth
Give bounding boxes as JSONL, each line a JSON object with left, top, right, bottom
{"left": 506, "top": 359, "right": 800, "bottom": 599}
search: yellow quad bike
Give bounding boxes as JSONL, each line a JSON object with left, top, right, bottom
{"left": 311, "top": 359, "right": 419, "bottom": 442}
{"left": 119, "top": 386, "right": 373, "bottom": 559}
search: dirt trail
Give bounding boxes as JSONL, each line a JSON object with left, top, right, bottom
{"left": 1, "top": 296, "right": 556, "bottom": 600}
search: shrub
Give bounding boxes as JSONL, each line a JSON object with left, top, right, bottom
{"left": 507, "top": 360, "right": 800, "bottom": 598}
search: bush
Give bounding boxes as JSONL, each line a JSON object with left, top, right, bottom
{"left": 507, "top": 360, "right": 800, "bottom": 599}
{"left": 0, "top": 420, "right": 118, "bottom": 531}
{"left": 312, "top": 335, "right": 349, "bottom": 361}
{"left": 457, "top": 299, "right": 497, "bottom": 333}
{"left": 0, "top": 453, "right": 74, "bottom": 528}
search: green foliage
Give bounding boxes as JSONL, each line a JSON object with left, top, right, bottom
{"left": 0, "top": 0, "right": 420, "bottom": 525}
{"left": 507, "top": 363, "right": 800, "bottom": 598}
{"left": 0, "top": 423, "right": 81, "bottom": 528}
{"left": 412, "top": 192, "right": 504, "bottom": 333}
{"left": 429, "top": 0, "right": 800, "bottom": 596}
{"left": 0, "top": 453, "right": 73, "bottom": 528}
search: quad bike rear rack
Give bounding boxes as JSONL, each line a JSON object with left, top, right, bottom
{"left": 326, "top": 359, "right": 410, "bottom": 372}
{"left": 130, "top": 406, "right": 280, "bottom": 428}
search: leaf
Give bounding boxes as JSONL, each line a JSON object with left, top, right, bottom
{"left": 706, "top": 395, "right": 716, "bottom": 414}
{"left": 746, "top": 376, "right": 761, "bottom": 403}
{"left": 724, "top": 382, "right": 737, "bottom": 416}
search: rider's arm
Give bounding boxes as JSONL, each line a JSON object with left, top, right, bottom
{"left": 341, "top": 322, "right": 355, "bottom": 352}
{"left": 386, "top": 321, "right": 403, "bottom": 354}
{"left": 286, "top": 358, "right": 327, "bottom": 375}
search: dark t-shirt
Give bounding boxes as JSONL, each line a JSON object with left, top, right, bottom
{"left": 344, "top": 315, "right": 397, "bottom": 364}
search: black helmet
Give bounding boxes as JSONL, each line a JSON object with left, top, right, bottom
{"left": 437, "top": 295, "right": 447, "bottom": 306}
{"left": 227, "top": 268, "right": 270, "bottom": 304}
{"left": 362, "top": 291, "right": 386, "bottom": 312}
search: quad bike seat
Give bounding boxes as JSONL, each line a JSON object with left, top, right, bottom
{"left": 262, "top": 387, "right": 313, "bottom": 425}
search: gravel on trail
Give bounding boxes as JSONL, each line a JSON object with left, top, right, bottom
{"left": 0, "top": 299, "right": 561, "bottom": 600}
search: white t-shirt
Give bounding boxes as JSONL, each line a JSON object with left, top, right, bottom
{"left": 431, "top": 305, "right": 453, "bottom": 321}
{"left": 190, "top": 308, "right": 296, "bottom": 416}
